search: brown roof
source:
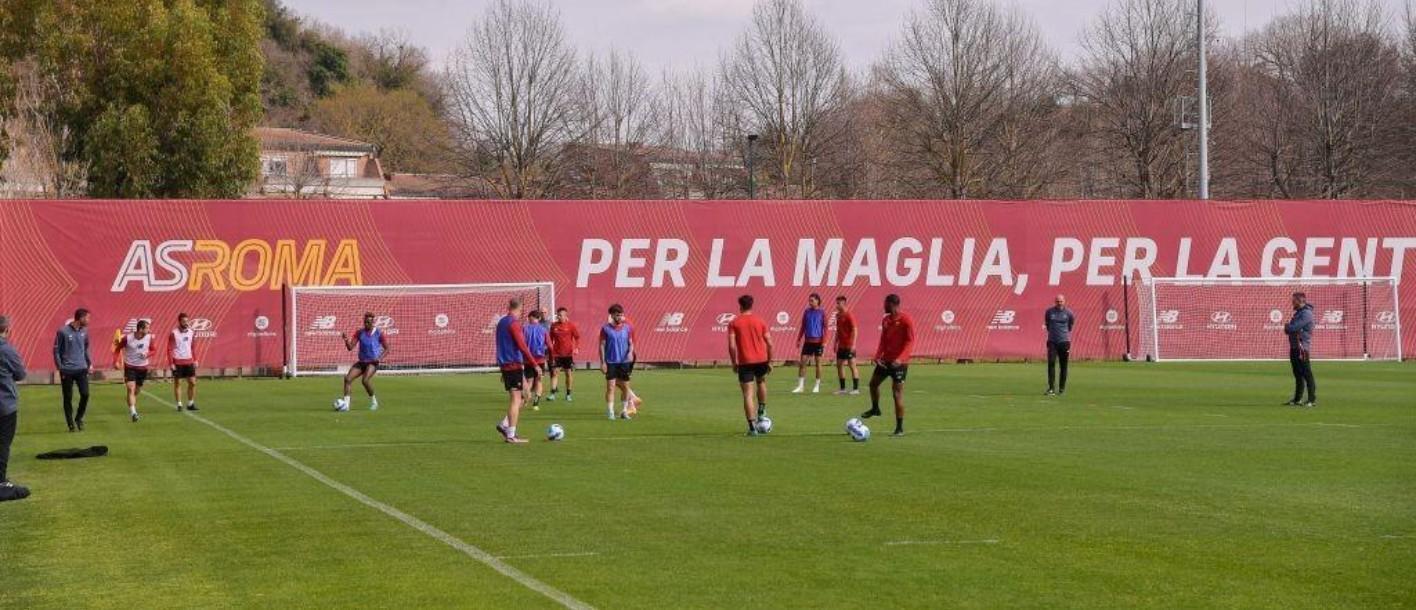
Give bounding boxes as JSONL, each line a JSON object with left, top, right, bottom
{"left": 386, "top": 173, "right": 489, "bottom": 199}
{"left": 255, "top": 127, "right": 376, "bottom": 153}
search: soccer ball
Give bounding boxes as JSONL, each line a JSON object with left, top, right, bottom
{"left": 844, "top": 417, "right": 863, "bottom": 435}
{"left": 848, "top": 422, "right": 871, "bottom": 442}
{"left": 546, "top": 423, "right": 565, "bottom": 441}
{"left": 754, "top": 416, "right": 774, "bottom": 434}
{"left": 333, "top": 398, "right": 349, "bottom": 412}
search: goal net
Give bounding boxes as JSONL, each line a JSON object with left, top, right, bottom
{"left": 1137, "top": 277, "right": 1401, "bottom": 362}
{"left": 288, "top": 283, "right": 554, "bottom": 376}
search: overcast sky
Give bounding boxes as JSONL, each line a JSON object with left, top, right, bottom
{"left": 282, "top": 0, "right": 1410, "bottom": 72}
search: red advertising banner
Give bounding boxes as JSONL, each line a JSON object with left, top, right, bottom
{"left": 1, "top": 199, "right": 1412, "bottom": 375}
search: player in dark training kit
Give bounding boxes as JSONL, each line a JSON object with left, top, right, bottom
{"left": 793, "top": 294, "right": 827, "bottom": 394}
{"left": 494, "top": 299, "right": 538, "bottom": 443}
{"left": 1044, "top": 295, "right": 1075, "bottom": 396}
{"left": 1284, "top": 292, "right": 1317, "bottom": 407}
{"left": 727, "top": 295, "right": 774, "bottom": 436}
{"left": 860, "top": 294, "right": 914, "bottom": 436}
{"left": 336, "top": 313, "right": 388, "bottom": 411}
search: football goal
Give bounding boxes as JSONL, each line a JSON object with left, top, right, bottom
{"left": 1137, "top": 277, "right": 1401, "bottom": 362}
{"left": 287, "top": 282, "right": 555, "bottom": 376}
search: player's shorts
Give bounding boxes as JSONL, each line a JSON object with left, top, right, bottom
{"left": 835, "top": 348, "right": 856, "bottom": 361}
{"left": 523, "top": 362, "right": 543, "bottom": 382}
{"left": 735, "top": 363, "right": 771, "bottom": 384}
{"left": 553, "top": 356, "right": 575, "bottom": 370}
{"left": 605, "top": 362, "right": 634, "bottom": 381}
{"left": 123, "top": 367, "right": 149, "bottom": 386}
{"left": 352, "top": 361, "right": 379, "bottom": 373}
{"left": 501, "top": 368, "right": 526, "bottom": 392}
{"left": 872, "top": 363, "right": 909, "bottom": 384}
{"left": 172, "top": 364, "right": 197, "bottom": 379}
{"left": 801, "top": 341, "right": 824, "bottom": 357}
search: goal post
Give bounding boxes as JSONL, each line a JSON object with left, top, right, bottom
{"left": 1137, "top": 277, "right": 1401, "bottom": 362}
{"left": 288, "top": 282, "right": 555, "bottom": 377}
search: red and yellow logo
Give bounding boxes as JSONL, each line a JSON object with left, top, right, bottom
{"left": 111, "top": 239, "right": 362, "bottom": 292}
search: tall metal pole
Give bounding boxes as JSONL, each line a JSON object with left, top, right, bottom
{"left": 1197, "top": 0, "right": 1210, "bottom": 200}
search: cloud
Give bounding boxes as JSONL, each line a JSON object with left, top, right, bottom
{"left": 639, "top": 0, "right": 757, "bottom": 20}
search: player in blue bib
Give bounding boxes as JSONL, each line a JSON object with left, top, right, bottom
{"left": 599, "top": 304, "right": 641, "bottom": 420}
{"left": 336, "top": 312, "right": 389, "bottom": 411}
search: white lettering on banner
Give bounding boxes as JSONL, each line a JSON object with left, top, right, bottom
{"left": 572, "top": 236, "right": 1416, "bottom": 290}
{"left": 795, "top": 239, "right": 843, "bottom": 286}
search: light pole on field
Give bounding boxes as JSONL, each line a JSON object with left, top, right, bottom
{"left": 746, "top": 134, "right": 759, "bottom": 199}
{"left": 1197, "top": 0, "right": 1210, "bottom": 200}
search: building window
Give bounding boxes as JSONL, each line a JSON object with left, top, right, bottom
{"left": 329, "top": 158, "right": 357, "bottom": 178}
{"left": 261, "top": 156, "right": 288, "bottom": 177}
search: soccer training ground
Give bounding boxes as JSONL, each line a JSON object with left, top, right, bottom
{"left": 1, "top": 362, "right": 1413, "bottom": 609}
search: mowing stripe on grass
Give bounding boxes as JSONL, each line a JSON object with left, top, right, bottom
{"left": 143, "top": 392, "right": 594, "bottom": 610}
{"left": 885, "top": 539, "right": 1000, "bottom": 546}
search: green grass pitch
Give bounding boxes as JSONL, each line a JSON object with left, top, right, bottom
{"left": 1, "top": 362, "right": 1413, "bottom": 609}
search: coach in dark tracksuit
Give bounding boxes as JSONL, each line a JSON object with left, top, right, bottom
{"left": 54, "top": 309, "right": 92, "bottom": 432}
{"left": 1284, "top": 292, "right": 1317, "bottom": 407}
{"left": 1044, "top": 295, "right": 1075, "bottom": 396}
{"left": 0, "top": 315, "right": 31, "bottom": 501}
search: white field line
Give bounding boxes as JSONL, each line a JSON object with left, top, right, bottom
{"left": 143, "top": 392, "right": 594, "bottom": 610}
{"left": 885, "top": 539, "right": 1000, "bottom": 546}
{"left": 271, "top": 441, "right": 448, "bottom": 451}
{"left": 496, "top": 552, "right": 601, "bottom": 560}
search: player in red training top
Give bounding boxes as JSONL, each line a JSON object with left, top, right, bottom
{"left": 831, "top": 296, "right": 860, "bottom": 396}
{"left": 167, "top": 313, "right": 199, "bottom": 412}
{"left": 727, "top": 294, "right": 774, "bottom": 436}
{"left": 547, "top": 307, "right": 580, "bottom": 402}
{"left": 860, "top": 294, "right": 914, "bottom": 436}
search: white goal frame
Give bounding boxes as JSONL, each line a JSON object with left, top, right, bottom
{"left": 1141, "top": 276, "right": 1401, "bottom": 362}
{"left": 288, "top": 282, "right": 555, "bottom": 377}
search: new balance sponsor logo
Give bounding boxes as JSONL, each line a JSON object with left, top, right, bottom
{"left": 933, "top": 309, "right": 960, "bottom": 332}
{"left": 655, "top": 312, "right": 688, "bottom": 333}
{"left": 304, "top": 315, "right": 339, "bottom": 337}
{"left": 1205, "top": 310, "right": 1236, "bottom": 331}
{"left": 1316, "top": 309, "right": 1346, "bottom": 331}
{"left": 1155, "top": 310, "right": 1183, "bottom": 331}
{"left": 480, "top": 315, "right": 501, "bottom": 335}
{"left": 986, "top": 310, "right": 1019, "bottom": 331}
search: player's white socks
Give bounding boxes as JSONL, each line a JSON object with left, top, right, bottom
{"left": 500, "top": 416, "right": 510, "bottom": 428}
{"left": 812, "top": 380, "right": 821, "bottom": 393}
{"left": 607, "top": 402, "right": 615, "bottom": 419}
{"left": 342, "top": 395, "right": 351, "bottom": 406}
{"left": 507, "top": 426, "right": 516, "bottom": 439}
{"left": 129, "top": 406, "right": 137, "bottom": 415}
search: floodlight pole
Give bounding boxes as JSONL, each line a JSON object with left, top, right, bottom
{"left": 1197, "top": 0, "right": 1210, "bottom": 200}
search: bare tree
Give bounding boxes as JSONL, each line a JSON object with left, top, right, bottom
{"left": 719, "top": 0, "right": 851, "bottom": 197}
{"left": 1242, "top": 0, "right": 1403, "bottom": 198}
{"left": 1074, "top": 0, "right": 1202, "bottom": 198}
{"left": 444, "top": 0, "right": 584, "bottom": 199}
{"left": 578, "top": 48, "right": 659, "bottom": 198}
{"left": 876, "top": 0, "right": 1064, "bottom": 198}
{"left": 657, "top": 67, "right": 744, "bottom": 199}
{"left": 0, "top": 60, "right": 87, "bottom": 198}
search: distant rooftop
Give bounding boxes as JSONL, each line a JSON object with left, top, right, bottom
{"left": 255, "top": 127, "right": 376, "bottom": 154}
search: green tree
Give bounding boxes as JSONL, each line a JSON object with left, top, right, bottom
{"left": 1, "top": 0, "right": 264, "bottom": 198}
{"left": 312, "top": 83, "right": 448, "bottom": 173}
